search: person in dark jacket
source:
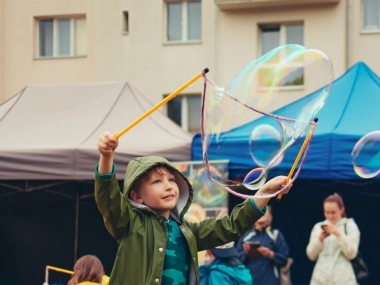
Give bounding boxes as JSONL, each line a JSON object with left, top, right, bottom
{"left": 236, "top": 206, "right": 289, "bottom": 285}
{"left": 200, "top": 241, "right": 253, "bottom": 285}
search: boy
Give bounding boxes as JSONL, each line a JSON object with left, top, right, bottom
{"left": 95, "top": 132, "right": 290, "bottom": 285}
{"left": 199, "top": 242, "right": 252, "bottom": 285}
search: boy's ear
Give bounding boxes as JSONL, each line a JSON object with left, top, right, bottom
{"left": 130, "top": 189, "right": 143, "bottom": 203}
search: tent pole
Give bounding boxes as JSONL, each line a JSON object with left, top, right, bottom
{"left": 74, "top": 191, "right": 79, "bottom": 263}
{"left": 346, "top": 0, "right": 353, "bottom": 68}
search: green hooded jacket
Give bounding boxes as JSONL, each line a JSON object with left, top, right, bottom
{"left": 95, "top": 156, "right": 265, "bottom": 285}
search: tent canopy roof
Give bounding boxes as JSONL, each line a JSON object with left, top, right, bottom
{"left": 0, "top": 81, "right": 192, "bottom": 180}
{"left": 192, "top": 61, "right": 380, "bottom": 179}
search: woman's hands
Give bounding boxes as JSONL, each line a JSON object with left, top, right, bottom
{"left": 323, "top": 224, "right": 342, "bottom": 237}
{"left": 319, "top": 231, "right": 330, "bottom": 241}
{"left": 319, "top": 223, "right": 342, "bottom": 241}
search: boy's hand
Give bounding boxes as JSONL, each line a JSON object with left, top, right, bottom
{"left": 257, "top": 176, "right": 291, "bottom": 195}
{"left": 98, "top": 132, "right": 119, "bottom": 157}
{"left": 252, "top": 176, "right": 292, "bottom": 210}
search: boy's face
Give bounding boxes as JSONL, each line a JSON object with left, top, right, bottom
{"left": 131, "top": 167, "right": 179, "bottom": 219}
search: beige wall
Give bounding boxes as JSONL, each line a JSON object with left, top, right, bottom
{"left": 0, "top": 0, "right": 4, "bottom": 103}
{"left": 93, "top": 0, "right": 216, "bottom": 104}
{"left": 2, "top": 0, "right": 95, "bottom": 101}
{"left": 1, "top": 0, "right": 380, "bottom": 109}
{"left": 215, "top": 2, "right": 346, "bottom": 112}
{"left": 351, "top": 0, "right": 380, "bottom": 73}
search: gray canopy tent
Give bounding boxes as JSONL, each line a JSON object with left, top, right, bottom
{"left": 0, "top": 81, "right": 192, "bottom": 183}
{"left": 0, "top": 81, "right": 192, "bottom": 283}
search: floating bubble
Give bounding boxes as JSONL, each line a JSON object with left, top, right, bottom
{"left": 201, "top": 44, "right": 333, "bottom": 195}
{"left": 193, "top": 166, "right": 227, "bottom": 206}
{"left": 249, "top": 124, "right": 284, "bottom": 167}
{"left": 242, "top": 168, "right": 267, "bottom": 190}
{"left": 351, "top": 131, "right": 380, "bottom": 179}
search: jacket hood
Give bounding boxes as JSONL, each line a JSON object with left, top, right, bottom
{"left": 200, "top": 260, "right": 252, "bottom": 285}
{"left": 123, "top": 156, "right": 193, "bottom": 221}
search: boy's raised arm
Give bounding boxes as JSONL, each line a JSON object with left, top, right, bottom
{"left": 187, "top": 176, "right": 290, "bottom": 251}
{"left": 95, "top": 132, "right": 132, "bottom": 240}
{"left": 98, "top": 132, "right": 118, "bottom": 174}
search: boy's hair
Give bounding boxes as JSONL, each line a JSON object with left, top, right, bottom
{"left": 131, "top": 165, "right": 175, "bottom": 192}
{"left": 68, "top": 255, "right": 104, "bottom": 285}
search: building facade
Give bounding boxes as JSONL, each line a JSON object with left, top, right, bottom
{"left": 0, "top": 0, "right": 379, "bottom": 133}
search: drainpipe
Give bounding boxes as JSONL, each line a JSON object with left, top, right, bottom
{"left": 347, "top": 0, "right": 353, "bottom": 69}
{"left": 74, "top": 191, "right": 79, "bottom": 263}
{"left": 214, "top": 4, "right": 218, "bottom": 82}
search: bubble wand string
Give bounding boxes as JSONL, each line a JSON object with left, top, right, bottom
{"left": 276, "top": 117, "right": 319, "bottom": 201}
{"left": 200, "top": 75, "right": 318, "bottom": 199}
{"left": 114, "top": 68, "right": 209, "bottom": 139}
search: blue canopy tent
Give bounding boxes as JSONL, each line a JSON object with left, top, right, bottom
{"left": 192, "top": 61, "right": 380, "bottom": 180}
{"left": 191, "top": 61, "right": 380, "bottom": 285}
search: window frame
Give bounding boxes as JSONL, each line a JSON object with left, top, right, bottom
{"left": 165, "top": 93, "right": 202, "bottom": 133}
{"left": 258, "top": 22, "right": 305, "bottom": 91}
{"left": 164, "top": 0, "right": 202, "bottom": 45}
{"left": 361, "top": 0, "right": 380, "bottom": 33}
{"left": 122, "top": 11, "right": 129, "bottom": 35}
{"left": 35, "top": 15, "right": 87, "bottom": 59}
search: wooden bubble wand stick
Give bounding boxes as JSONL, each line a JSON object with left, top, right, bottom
{"left": 44, "top": 265, "right": 110, "bottom": 285}
{"left": 114, "top": 68, "right": 209, "bottom": 139}
{"left": 277, "top": 117, "right": 318, "bottom": 201}
{"left": 46, "top": 265, "right": 73, "bottom": 275}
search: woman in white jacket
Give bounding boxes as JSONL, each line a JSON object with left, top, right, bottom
{"left": 306, "top": 193, "right": 360, "bottom": 285}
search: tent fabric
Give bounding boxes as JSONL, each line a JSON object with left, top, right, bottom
{"left": 192, "top": 61, "right": 380, "bottom": 180}
{"left": 0, "top": 81, "right": 192, "bottom": 180}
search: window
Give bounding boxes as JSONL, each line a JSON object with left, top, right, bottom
{"left": 166, "top": 0, "right": 201, "bottom": 42}
{"left": 363, "top": 0, "right": 380, "bottom": 31}
{"left": 37, "top": 17, "right": 87, "bottom": 58}
{"left": 167, "top": 94, "right": 201, "bottom": 133}
{"left": 259, "top": 23, "right": 304, "bottom": 87}
{"left": 122, "top": 11, "right": 129, "bottom": 34}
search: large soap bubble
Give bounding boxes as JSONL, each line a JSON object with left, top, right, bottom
{"left": 201, "top": 44, "right": 333, "bottom": 198}
{"left": 351, "top": 131, "right": 380, "bottom": 179}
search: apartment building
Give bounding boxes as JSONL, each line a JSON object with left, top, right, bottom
{"left": 0, "top": 0, "right": 379, "bottom": 133}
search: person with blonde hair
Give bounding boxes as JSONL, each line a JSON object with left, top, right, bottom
{"left": 68, "top": 255, "right": 106, "bottom": 285}
{"left": 306, "top": 193, "right": 360, "bottom": 285}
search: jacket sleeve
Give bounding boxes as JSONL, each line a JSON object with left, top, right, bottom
{"left": 94, "top": 164, "right": 134, "bottom": 241}
{"left": 337, "top": 219, "right": 360, "bottom": 260}
{"left": 187, "top": 199, "right": 266, "bottom": 251}
{"left": 273, "top": 231, "right": 289, "bottom": 266}
{"left": 306, "top": 223, "right": 324, "bottom": 261}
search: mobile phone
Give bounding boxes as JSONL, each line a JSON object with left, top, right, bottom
{"left": 321, "top": 224, "right": 328, "bottom": 230}
{"left": 245, "top": 241, "right": 261, "bottom": 248}
{"left": 244, "top": 241, "right": 262, "bottom": 257}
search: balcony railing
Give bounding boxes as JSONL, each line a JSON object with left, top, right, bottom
{"left": 215, "top": 0, "right": 340, "bottom": 11}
